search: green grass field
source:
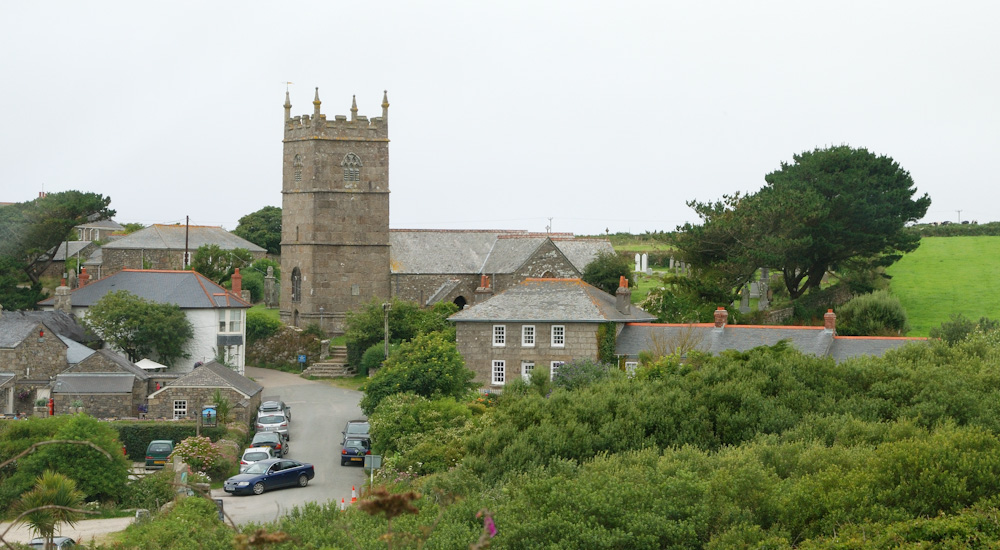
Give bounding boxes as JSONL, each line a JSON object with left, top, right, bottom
{"left": 887, "top": 236, "right": 1000, "bottom": 337}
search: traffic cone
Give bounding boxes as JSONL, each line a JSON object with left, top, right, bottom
{"left": 340, "top": 498, "right": 345, "bottom": 511}
{"left": 351, "top": 486, "right": 357, "bottom": 504}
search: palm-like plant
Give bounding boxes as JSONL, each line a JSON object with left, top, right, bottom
{"left": 15, "top": 470, "right": 85, "bottom": 550}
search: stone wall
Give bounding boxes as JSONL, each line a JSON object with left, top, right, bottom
{"left": 148, "top": 386, "right": 260, "bottom": 425}
{"left": 456, "top": 321, "right": 599, "bottom": 387}
{"left": 101, "top": 248, "right": 264, "bottom": 277}
{"left": 52, "top": 392, "right": 134, "bottom": 418}
{"left": 0, "top": 323, "right": 68, "bottom": 382}
{"left": 391, "top": 273, "right": 479, "bottom": 307}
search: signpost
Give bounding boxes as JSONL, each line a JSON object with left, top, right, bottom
{"left": 364, "top": 454, "right": 382, "bottom": 492}
{"left": 298, "top": 354, "right": 307, "bottom": 371}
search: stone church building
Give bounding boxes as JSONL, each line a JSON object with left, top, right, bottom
{"left": 279, "top": 89, "right": 613, "bottom": 333}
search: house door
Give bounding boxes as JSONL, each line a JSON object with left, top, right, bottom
{"left": 521, "top": 361, "right": 535, "bottom": 382}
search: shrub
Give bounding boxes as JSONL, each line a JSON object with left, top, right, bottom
{"left": 246, "top": 310, "right": 282, "bottom": 346}
{"left": 552, "top": 358, "right": 620, "bottom": 391}
{"left": 170, "top": 436, "right": 223, "bottom": 474}
{"left": 360, "top": 341, "right": 400, "bottom": 376}
{"left": 929, "top": 314, "right": 999, "bottom": 345}
{"left": 118, "top": 495, "right": 233, "bottom": 550}
{"left": 836, "top": 290, "right": 909, "bottom": 336}
{"left": 121, "top": 469, "right": 175, "bottom": 510}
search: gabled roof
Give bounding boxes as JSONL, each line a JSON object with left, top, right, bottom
{"left": 76, "top": 219, "right": 124, "bottom": 230}
{"left": 49, "top": 241, "right": 93, "bottom": 261}
{"left": 100, "top": 224, "right": 265, "bottom": 253}
{"left": 38, "top": 270, "right": 250, "bottom": 309}
{"left": 0, "top": 310, "right": 97, "bottom": 345}
{"left": 450, "top": 278, "right": 655, "bottom": 323}
{"left": 0, "top": 318, "right": 67, "bottom": 350}
{"left": 615, "top": 323, "right": 925, "bottom": 363}
{"left": 153, "top": 360, "right": 262, "bottom": 398}
{"left": 53, "top": 373, "right": 135, "bottom": 394}
{"left": 58, "top": 334, "right": 97, "bottom": 364}
{"left": 77, "top": 349, "right": 150, "bottom": 380}
{"left": 388, "top": 230, "right": 613, "bottom": 276}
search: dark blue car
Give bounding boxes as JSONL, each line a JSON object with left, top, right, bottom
{"left": 341, "top": 437, "right": 371, "bottom": 466}
{"left": 223, "top": 458, "right": 314, "bottom": 496}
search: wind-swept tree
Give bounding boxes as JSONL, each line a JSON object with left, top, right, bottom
{"left": 83, "top": 290, "right": 193, "bottom": 365}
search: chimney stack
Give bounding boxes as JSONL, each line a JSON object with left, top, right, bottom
{"left": 78, "top": 267, "right": 90, "bottom": 287}
{"left": 231, "top": 268, "right": 243, "bottom": 296}
{"left": 475, "top": 274, "right": 493, "bottom": 304}
{"left": 615, "top": 276, "right": 631, "bottom": 314}
{"left": 824, "top": 309, "right": 836, "bottom": 333}
{"left": 54, "top": 281, "right": 72, "bottom": 314}
{"left": 714, "top": 306, "right": 728, "bottom": 328}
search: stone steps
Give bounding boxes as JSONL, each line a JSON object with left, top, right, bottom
{"left": 302, "top": 346, "right": 355, "bottom": 378}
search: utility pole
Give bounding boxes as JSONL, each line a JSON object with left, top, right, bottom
{"left": 957, "top": 210, "right": 962, "bottom": 224}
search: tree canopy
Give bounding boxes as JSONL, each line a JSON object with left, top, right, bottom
{"left": 82, "top": 290, "right": 194, "bottom": 365}
{"left": 581, "top": 250, "right": 635, "bottom": 294}
{"left": 343, "top": 297, "right": 458, "bottom": 367}
{"left": 233, "top": 205, "right": 282, "bottom": 255}
{"left": 674, "top": 146, "right": 931, "bottom": 299}
{"left": 0, "top": 191, "right": 114, "bottom": 285}
{"left": 188, "top": 244, "right": 253, "bottom": 284}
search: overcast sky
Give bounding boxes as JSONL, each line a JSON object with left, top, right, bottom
{"left": 1, "top": 1, "right": 996, "bottom": 236}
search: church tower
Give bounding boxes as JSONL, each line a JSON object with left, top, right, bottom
{"left": 279, "top": 89, "right": 391, "bottom": 333}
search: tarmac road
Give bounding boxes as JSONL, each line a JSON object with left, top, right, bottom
{"left": 0, "top": 366, "right": 366, "bottom": 546}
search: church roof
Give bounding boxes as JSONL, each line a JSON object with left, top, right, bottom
{"left": 37, "top": 270, "right": 250, "bottom": 309}
{"left": 100, "top": 224, "right": 265, "bottom": 253}
{"left": 389, "top": 230, "right": 613, "bottom": 275}
{"left": 450, "top": 278, "right": 655, "bottom": 323}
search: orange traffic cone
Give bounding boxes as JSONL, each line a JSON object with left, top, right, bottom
{"left": 351, "top": 486, "right": 357, "bottom": 503}
{"left": 340, "top": 498, "right": 345, "bottom": 511}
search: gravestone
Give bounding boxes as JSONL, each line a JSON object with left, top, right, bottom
{"left": 264, "top": 266, "right": 277, "bottom": 308}
{"left": 758, "top": 267, "right": 770, "bottom": 310}
{"left": 634, "top": 254, "right": 641, "bottom": 272}
{"left": 740, "top": 283, "right": 751, "bottom": 313}
{"left": 669, "top": 256, "right": 675, "bottom": 270}
{"left": 641, "top": 253, "right": 648, "bottom": 273}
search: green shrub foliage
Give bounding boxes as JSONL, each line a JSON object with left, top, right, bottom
{"left": 119, "top": 495, "right": 234, "bottom": 550}
{"left": 836, "top": 289, "right": 909, "bottom": 336}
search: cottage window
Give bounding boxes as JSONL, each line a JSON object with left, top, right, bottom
{"left": 522, "top": 325, "right": 535, "bottom": 347}
{"left": 550, "top": 361, "right": 564, "bottom": 381}
{"left": 625, "top": 362, "right": 639, "bottom": 377}
{"left": 229, "top": 310, "right": 241, "bottom": 333}
{"left": 173, "top": 400, "right": 187, "bottom": 419}
{"left": 493, "top": 325, "right": 506, "bottom": 347}
{"left": 521, "top": 360, "right": 535, "bottom": 382}
{"left": 492, "top": 360, "right": 506, "bottom": 385}
{"left": 551, "top": 325, "right": 565, "bottom": 348}
{"left": 218, "top": 310, "right": 227, "bottom": 332}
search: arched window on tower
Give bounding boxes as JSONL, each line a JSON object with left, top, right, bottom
{"left": 291, "top": 267, "right": 302, "bottom": 303}
{"left": 293, "top": 154, "right": 303, "bottom": 185}
{"left": 342, "top": 153, "right": 362, "bottom": 184}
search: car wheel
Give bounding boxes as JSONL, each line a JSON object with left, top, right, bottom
{"left": 298, "top": 474, "right": 309, "bottom": 487}
{"left": 252, "top": 482, "right": 265, "bottom": 495}
{"left": 341, "top": 459, "right": 347, "bottom": 466}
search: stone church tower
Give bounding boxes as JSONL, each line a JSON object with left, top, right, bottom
{"left": 279, "top": 89, "right": 391, "bottom": 333}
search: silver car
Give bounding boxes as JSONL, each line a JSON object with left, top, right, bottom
{"left": 240, "top": 447, "right": 275, "bottom": 472}
{"left": 256, "top": 412, "right": 290, "bottom": 441}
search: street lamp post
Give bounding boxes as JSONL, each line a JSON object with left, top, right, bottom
{"left": 318, "top": 306, "right": 324, "bottom": 332}
{"left": 382, "top": 302, "right": 391, "bottom": 359}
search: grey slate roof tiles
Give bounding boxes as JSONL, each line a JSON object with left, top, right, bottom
{"left": 552, "top": 239, "right": 617, "bottom": 272}
{"left": 450, "top": 278, "right": 656, "bottom": 323}
{"left": 38, "top": 270, "right": 250, "bottom": 309}
{"left": 0, "top": 310, "right": 97, "bottom": 345}
{"left": 158, "top": 360, "right": 262, "bottom": 398}
{"left": 59, "top": 334, "right": 97, "bottom": 365}
{"left": 100, "top": 224, "right": 264, "bottom": 253}
{"left": 53, "top": 373, "right": 135, "bottom": 394}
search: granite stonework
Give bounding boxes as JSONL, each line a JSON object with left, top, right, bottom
{"left": 0, "top": 323, "right": 68, "bottom": 383}
{"left": 147, "top": 361, "right": 262, "bottom": 423}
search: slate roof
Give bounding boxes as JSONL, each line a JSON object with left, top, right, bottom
{"left": 38, "top": 270, "right": 250, "bottom": 309}
{"left": 480, "top": 237, "right": 549, "bottom": 273}
{"left": 100, "top": 224, "right": 265, "bottom": 253}
{"left": 153, "top": 360, "right": 262, "bottom": 398}
{"left": 551, "top": 238, "right": 616, "bottom": 272}
{"left": 425, "top": 279, "right": 462, "bottom": 306}
{"left": 58, "top": 334, "right": 97, "bottom": 364}
{"left": 82, "top": 247, "right": 102, "bottom": 266}
{"left": 0, "top": 310, "right": 97, "bottom": 345}
{"left": 615, "top": 323, "right": 926, "bottom": 363}
{"left": 80, "top": 349, "right": 150, "bottom": 380}
{"left": 0, "top": 318, "right": 67, "bottom": 350}
{"left": 50, "top": 241, "right": 93, "bottom": 261}
{"left": 53, "top": 373, "right": 135, "bottom": 394}
{"left": 450, "top": 278, "right": 656, "bottom": 323}
{"left": 77, "top": 219, "right": 124, "bottom": 231}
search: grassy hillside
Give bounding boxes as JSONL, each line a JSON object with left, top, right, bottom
{"left": 887, "top": 236, "right": 1000, "bottom": 337}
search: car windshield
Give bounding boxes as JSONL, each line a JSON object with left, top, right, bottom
{"left": 259, "top": 415, "right": 285, "bottom": 424}
{"left": 243, "top": 451, "right": 270, "bottom": 461}
{"left": 244, "top": 462, "right": 270, "bottom": 474}
{"left": 148, "top": 443, "right": 171, "bottom": 453}
{"left": 347, "top": 422, "right": 369, "bottom": 434}
{"left": 345, "top": 439, "right": 367, "bottom": 450}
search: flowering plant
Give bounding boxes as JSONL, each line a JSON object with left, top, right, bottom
{"left": 16, "top": 389, "right": 31, "bottom": 400}
{"left": 170, "top": 435, "right": 223, "bottom": 472}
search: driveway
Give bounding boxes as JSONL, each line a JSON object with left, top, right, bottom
{"left": 213, "top": 367, "right": 367, "bottom": 524}
{"left": 0, "top": 367, "right": 366, "bottom": 545}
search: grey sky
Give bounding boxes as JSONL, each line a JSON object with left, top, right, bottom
{"left": 1, "top": 1, "right": 995, "bottom": 236}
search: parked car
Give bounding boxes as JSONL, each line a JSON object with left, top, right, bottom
{"left": 341, "top": 419, "right": 370, "bottom": 444}
{"left": 223, "top": 458, "right": 314, "bottom": 496}
{"left": 144, "top": 440, "right": 174, "bottom": 469}
{"left": 256, "top": 412, "right": 290, "bottom": 440}
{"left": 341, "top": 437, "right": 371, "bottom": 466}
{"left": 240, "top": 447, "right": 275, "bottom": 472}
{"left": 250, "top": 431, "right": 288, "bottom": 457}
{"left": 29, "top": 536, "right": 76, "bottom": 548}
{"left": 258, "top": 399, "right": 291, "bottom": 421}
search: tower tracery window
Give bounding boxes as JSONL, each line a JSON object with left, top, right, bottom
{"left": 291, "top": 267, "right": 302, "bottom": 302}
{"left": 293, "top": 154, "right": 303, "bottom": 184}
{"left": 342, "top": 153, "right": 362, "bottom": 182}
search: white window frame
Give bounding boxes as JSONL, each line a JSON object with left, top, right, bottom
{"left": 551, "top": 325, "right": 565, "bottom": 348}
{"left": 218, "top": 310, "right": 227, "bottom": 332}
{"left": 521, "top": 360, "right": 535, "bottom": 382}
{"left": 521, "top": 325, "right": 535, "bottom": 347}
{"left": 229, "top": 310, "right": 242, "bottom": 333}
{"left": 493, "top": 325, "right": 506, "bottom": 347}
{"left": 173, "top": 400, "right": 187, "bottom": 419}
{"left": 492, "top": 360, "right": 506, "bottom": 385}
{"left": 550, "top": 361, "right": 564, "bottom": 381}
{"left": 625, "top": 361, "right": 639, "bottom": 377}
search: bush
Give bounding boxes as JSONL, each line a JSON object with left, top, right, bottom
{"left": 360, "top": 341, "right": 400, "bottom": 376}
{"left": 115, "top": 422, "right": 227, "bottom": 461}
{"left": 552, "top": 358, "right": 620, "bottom": 391}
{"left": 245, "top": 310, "right": 282, "bottom": 346}
{"left": 929, "top": 314, "right": 999, "bottom": 345}
{"left": 836, "top": 290, "right": 909, "bottom": 336}
{"left": 118, "top": 495, "right": 234, "bottom": 550}
{"left": 169, "top": 436, "right": 223, "bottom": 474}
{"left": 121, "top": 469, "right": 175, "bottom": 510}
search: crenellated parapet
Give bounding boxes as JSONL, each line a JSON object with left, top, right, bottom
{"left": 284, "top": 88, "right": 389, "bottom": 141}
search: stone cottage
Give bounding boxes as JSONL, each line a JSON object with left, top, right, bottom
{"left": 146, "top": 361, "right": 263, "bottom": 423}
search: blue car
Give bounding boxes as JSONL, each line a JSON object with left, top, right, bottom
{"left": 223, "top": 458, "right": 314, "bottom": 496}
{"left": 341, "top": 437, "right": 371, "bottom": 466}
